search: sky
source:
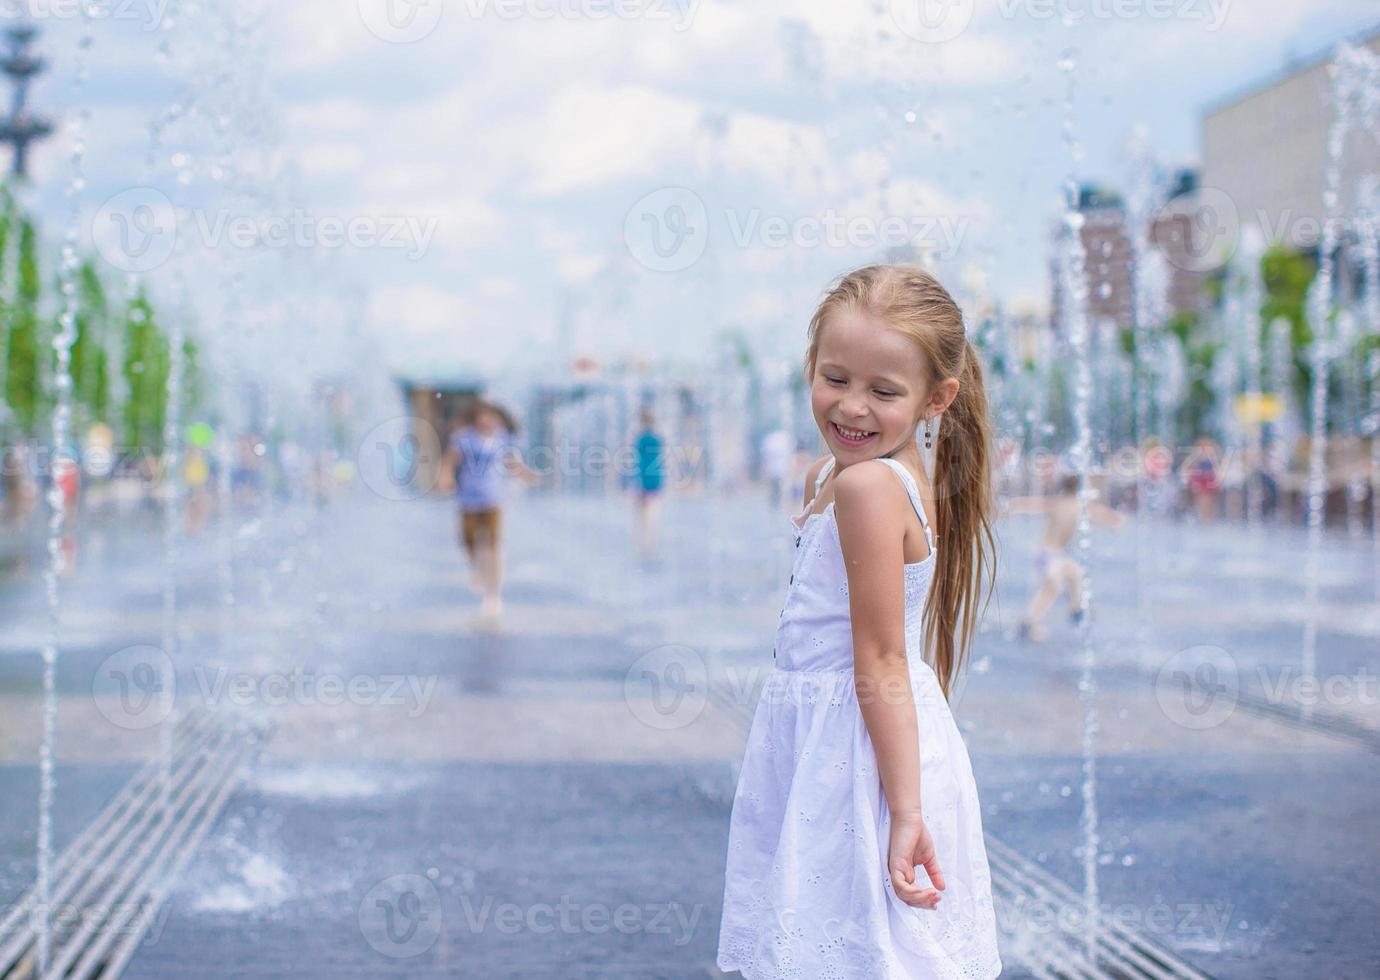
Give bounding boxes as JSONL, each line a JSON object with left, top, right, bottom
{"left": 11, "top": 0, "right": 1380, "bottom": 387}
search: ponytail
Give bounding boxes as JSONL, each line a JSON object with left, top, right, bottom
{"left": 926, "top": 339, "right": 995, "bottom": 701}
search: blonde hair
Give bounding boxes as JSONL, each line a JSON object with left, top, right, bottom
{"left": 804, "top": 265, "right": 995, "bottom": 701}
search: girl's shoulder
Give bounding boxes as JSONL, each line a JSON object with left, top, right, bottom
{"left": 831, "top": 457, "right": 916, "bottom": 500}
{"left": 833, "top": 458, "right": 932, "bottom": 533}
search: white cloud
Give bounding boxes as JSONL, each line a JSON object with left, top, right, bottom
{"left": 522, "top": 84, "right": 703, "bottom": 195}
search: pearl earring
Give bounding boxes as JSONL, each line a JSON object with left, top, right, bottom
{"left": 924, "top": 417, "right": 933, "bottom": 450}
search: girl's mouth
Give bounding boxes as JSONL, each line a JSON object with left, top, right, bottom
{"left": 830, "top": 421, "right": 876, "bottom": 446}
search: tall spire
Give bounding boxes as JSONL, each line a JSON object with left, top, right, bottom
{"left": 0, "top": 23, "right": 54, "bottom": 180}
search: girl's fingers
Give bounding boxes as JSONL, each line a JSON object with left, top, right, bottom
{"left": 923, "top": 857, "right": 947, "bottom": 892}
{"left": 891, "top": 869, "right": 941, "bottom": 908}
{"left": 896, "top": 884, "right": 941, "bottom": 909}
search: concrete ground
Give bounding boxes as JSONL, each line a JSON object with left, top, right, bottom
{"left": 0, "top": 483, "right": 1376, "bottom": 978}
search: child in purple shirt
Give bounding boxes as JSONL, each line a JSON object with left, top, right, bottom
{"left": 441, "top": 399, "right": 539, "bottom": 623}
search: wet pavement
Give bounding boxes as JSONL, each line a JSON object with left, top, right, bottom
{"left": 0, "top": 485, "right": 1376, "bottom": 978}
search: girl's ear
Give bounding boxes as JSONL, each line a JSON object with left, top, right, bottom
{"left": 927, "top": 378, "right": 960, "bottom": 416}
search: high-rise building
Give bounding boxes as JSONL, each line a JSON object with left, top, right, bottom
{"left": 1148, "top": 169, "right": 1213, "bottom": 321}
{"left": 1049, "top": 185, "right": 1135, "bottom": 336}
{"left": 1202, "top": 25, "right": 1380, "bottom": 267}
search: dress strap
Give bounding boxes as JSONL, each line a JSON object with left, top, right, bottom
{"left": 813, "top": 456, "right": 835, "bottom": 495}
{"left": 876, "top": 457, "right": 935, "bottom": 554}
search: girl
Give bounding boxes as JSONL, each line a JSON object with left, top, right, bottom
{"left": 440, "top": 398, "right": 539, "bottom": 623}
{"left": 717, "top": 266, "right": 1003, "bottom": 979}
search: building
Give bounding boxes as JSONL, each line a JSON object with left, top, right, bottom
{"left": 1202, "top": 25, "right": 1380, "bottom": 268}
{"left": 394, "top": 372, "right": 486, "bottom": 493}
{"left": 1148, "top": 168, "right": 1213, "bottom": 320}
{"left": 1049, "top": 185, "right": 1135, "bottom": 336}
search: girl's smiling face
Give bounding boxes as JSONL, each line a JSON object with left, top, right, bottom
{"left": 811, "top": 307, "right": 930, "bottom": 461}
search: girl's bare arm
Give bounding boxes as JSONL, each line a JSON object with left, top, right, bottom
{"left": 1002, "top": 495, "right": 1050, "bottom": 516}
{"left": 835, "top": 461, "right": 945, "bottom": 908}
{"left": 503, "top": 447, "right": 542, "bottom": 486}
{"left": 832, "top": 461, "right": 922, "bottom": 816}
{"left": 1089, "top": 501, "right": 1126, "bottom": 529}
{"left": 437, "top": 444, "right": 459, "bottom": 492}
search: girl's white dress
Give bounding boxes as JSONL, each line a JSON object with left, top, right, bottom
{"left": 717, "top": 456, "right": 1003, "bottom": 979}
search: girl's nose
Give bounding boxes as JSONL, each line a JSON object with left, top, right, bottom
{"left": 841, "top": 397, "right": 869, "bottom": 419}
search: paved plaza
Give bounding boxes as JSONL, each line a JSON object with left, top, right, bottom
{"left": 0, "top": 486, "right": 1376, "bottom": 978}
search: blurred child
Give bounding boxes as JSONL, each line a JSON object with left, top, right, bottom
{"left": 631, "top": 407, "right": 665, "bottom": 563}
{"left": 440, "top": 398, "right": 539, "bottom": 624}
{"left": 1008, "top": 473, "right": 1126, "bottom": 642}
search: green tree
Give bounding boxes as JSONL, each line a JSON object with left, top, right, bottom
{"left": 2, "top": 215, "right": 43, "bottom": 435}
{"left": 122, "top": 291, "right": 171, "bottom": 454}
{"left": 1166, "top": 310, "right": 1220, "bottom": 442}
{"left": 69, "top": 259, "right": 112, "bottom": 427}
{"left": 1260, "top": 245, "right": 1316, "bottom": 404}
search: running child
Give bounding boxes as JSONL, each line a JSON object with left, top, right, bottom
{"left": 439, "top": 398, "right": 539, "bottom": 624}
{"left": 717, "top": 265, "right": 1003, "bottom": 978}
{"left": 1007, "top": 473, "right": 1126, "bottom": 643}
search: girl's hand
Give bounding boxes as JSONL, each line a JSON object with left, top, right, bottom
{"left": 888, "top": 810, "right": 945, "bottom": 910}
